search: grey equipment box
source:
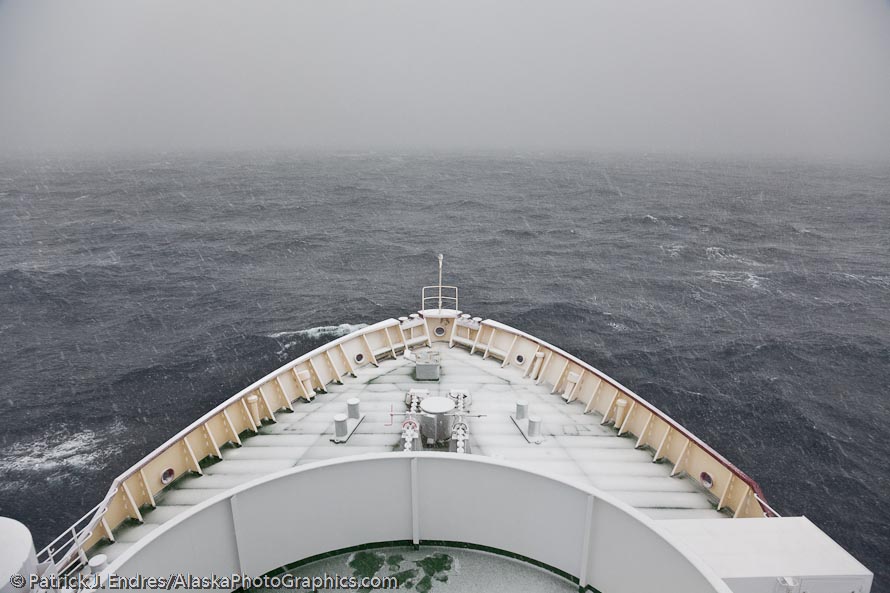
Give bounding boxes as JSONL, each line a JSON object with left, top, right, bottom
{"left": 415, "top": 350, "right": 441, "bottom": 381}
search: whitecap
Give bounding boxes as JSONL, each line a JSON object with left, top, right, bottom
{"left": 835, "top": 273, "right": 890, "bottom": 289}
{"left": 267, "top": 323, "right": 368, "bottom": 340}
{"left": 660, "top": 244, "right": 684, "bottom": 258}
{"left": 701, "top": 270, "right": 767, "bottom": 290}
{"left": 269, "top": 323, "right": 370, "bottom": 355}
{"left": 0, "top": 428, "right": 117, "bottom": 473}
{"left": 705, "top": 246, "right": 763, "bottom": 267}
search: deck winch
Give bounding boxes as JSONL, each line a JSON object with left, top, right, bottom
{"left": 400, "top": 387, "right": 477, "bottom": 451}
{"left": 419, "top": 397, "right": 455, "bottom": 442}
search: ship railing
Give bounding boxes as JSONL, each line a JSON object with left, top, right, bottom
{"left": 35, "top": 499, "right": 106, "bottom": 577}
{"left": 37, "top": 314, "right": 781, "bottom": 577}
{"left": 421, "top": 285, "right": 458, "bottom": 311}
{"left": 34, "top": 319, "right": 407, "bottom": 579}
{"left": 754, "top": 494, "right": 781, "bottom": 518}
{"left": 461, "top": 318, "right": 782, "bottom": 520}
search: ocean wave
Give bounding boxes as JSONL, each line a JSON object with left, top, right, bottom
{"left": 700, "top": 270, "right": 767, "bottom": 290}
{"left": 832, "top": 273, "right": 890, "bottom": 289}
{"left": 267, "top": 323, "right": 368, "bottom": 340}
{"left": 660, "top": 244, "right": 685, "bottom": 258}
{"left": 268, "top": 323, "right": 369, "bottom": 356}
{"left": 0, "top": 421, "right": 124, "bottom": 473}
{"left": 705, "top": 246, "right": 763, "bottom": 267}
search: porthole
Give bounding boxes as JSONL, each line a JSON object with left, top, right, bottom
{"left": 515, "top": 354, "right": 525, "bottom": 365}
{"left": 355, "top": 352, "right": 365, "bottom": 364}
{"left": 699, "top": 471, "right": 714, "bottom": 489}
{"left": 434, "top": 326, "right": 447, "bottom": 337}
{"left": 161, "top": 467, "right": 176, "bottom": 485}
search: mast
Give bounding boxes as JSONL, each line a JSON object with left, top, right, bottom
{"left": 437, "top": 254, "right": 444, "bottom": 311}
{"left": 421, "top": 254, "right": 456, "bottom": 312}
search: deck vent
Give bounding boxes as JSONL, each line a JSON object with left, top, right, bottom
{"left": 161, "top": 468, "right": 175, "bottom": 485}
{"left": 699, "top": 471, "right": 714, "bottom": 489}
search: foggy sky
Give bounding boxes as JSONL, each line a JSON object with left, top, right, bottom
{"left": 1, "top": 0, "right": 889, "bottom": 157}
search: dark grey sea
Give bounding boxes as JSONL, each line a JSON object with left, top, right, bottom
{"left": 0, "top": 152, "right": 888, "bottom": 589}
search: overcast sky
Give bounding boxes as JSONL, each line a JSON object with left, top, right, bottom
{"left": 1, "top": 0, "right": 889, "bottom": 157}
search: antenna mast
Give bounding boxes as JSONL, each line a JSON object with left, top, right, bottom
{"left": 437, "top": 254, "right": 444, "bottom": 311}
{"left": 421, "top": 254, "right": 457, "bottom": 312}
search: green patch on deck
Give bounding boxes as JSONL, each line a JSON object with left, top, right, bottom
{"left": 348, "top": 551, "right": 386, "bottom": 580}
{"left": 412, "top": 553, "right": 452, "bottom": 592}
{"left": 346, "top": 550, "right": 454, "bottom": 592}
{"left": 386, "top": 554, "right": 405, "bottom": 569}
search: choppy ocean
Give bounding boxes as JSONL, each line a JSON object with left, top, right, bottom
{"left": 0, "top": 152, "right": 888, "bottom": 589}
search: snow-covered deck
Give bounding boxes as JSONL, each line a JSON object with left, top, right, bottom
{"left": 96, "top": 342, "right": 724, "bottom": 564}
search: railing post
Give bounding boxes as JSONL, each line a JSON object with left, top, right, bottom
{"left": 437, "top": 254, "right": 444, "bottom": 310}
{"left": 73, "top": 526, "right": 88, "bottom": 565}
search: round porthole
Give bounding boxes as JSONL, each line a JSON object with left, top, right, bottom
{"left": 434, "top": 326, "right": 447, "bottom": 337}
{"left": 355, "top": 352, "right": 365, "bottom": 364}
{"left": 699, "top": 471, "right": 714, "bottom": 489}
{"left": 515, "top": 354, "right": 525, "bottom": 365}
{"left": 161, "top": 468, "right": 176, "bottom": 485}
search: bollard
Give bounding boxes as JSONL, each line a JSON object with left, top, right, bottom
{"left": 516, "top": 400, "right": 529, "bottom": 421}
{"left": 527, "top": 416, "right": 542, "bottom": 439}
{"left": 347, "top": 398, "right": 361, "bottom": 420}
{"left": 334, "top": 414, "right": 348, "bottom": 440}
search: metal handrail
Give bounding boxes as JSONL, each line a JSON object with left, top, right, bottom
{"left": 754, "top": 494, "right": 781, "bottom": 518}
{"left": 421, "top": 285, "right": 458, "bottom": 311}
{"left": 34, "top": 320, "right": 400, "bottom": 578}
{"left": 36, "top": 499, "right": 109, "bottom": 577}
{"left": 35, "top": 310, "right": 779, "bottom": 576}
{"left": 36, "top": 500, "right": 101, "bottom": 557}
{"left": 420, "top": 254, "right": 459, "bottom": 311}
{"left": 481, "top": 318, "right": 781, "bottom": 519}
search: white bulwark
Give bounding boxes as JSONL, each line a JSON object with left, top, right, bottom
{"left": 0, "top": 273, "right": 873, "bottom": 593}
